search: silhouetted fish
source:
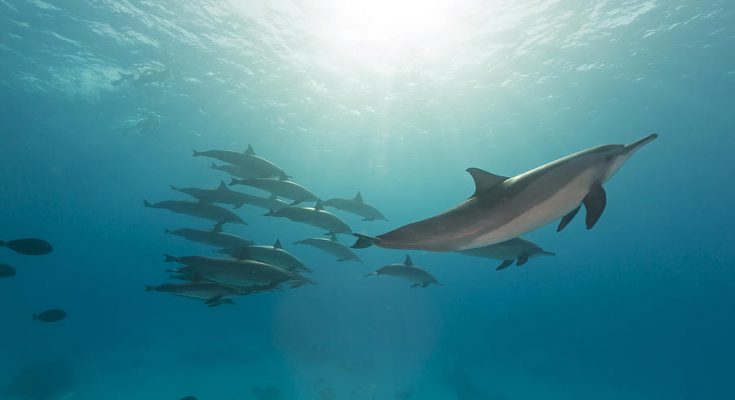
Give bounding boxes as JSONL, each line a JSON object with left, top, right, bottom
{"left": 33, "top": 309, "right": 66, "bottom": 323}
{"left": 0, "top": 263, "right": 17, "bottom": 278}
{"left": 0, "top": 238, "right": 53, "bottom": 255}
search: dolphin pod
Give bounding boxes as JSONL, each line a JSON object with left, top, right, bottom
{"left": 353, "top": 134, "right": 658, "bottom": 252}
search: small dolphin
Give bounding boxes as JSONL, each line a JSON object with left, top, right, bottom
{"left": 165, "top": 228, "right": 254, "bottom": 249}
{"left": 230, "top": 177, "right": 317, "bottom": 205}
{"left": 164, "top": 254, "right": 314, "bottom": 288}
{"left": 193, "top": 145, "right": 288, "bottom": 180}
{"left": 222, "top": 239, "right": 312, "bottom": 273}
{"left": 295, "top": 234, "right": 362, "bottom": 263}
{"left": 323, "top": 192, "right": 387, "bottom": 221}
{"left": 143, "top": 199, "right": 245, "bottom": 230}
{"left": 458, "top": 237, "right": 555, "bottom": 270}
{"left": 264, "top": 200, "right": 352, "bottom": 235}
{"left": 353, "top": 134, "right": 658, "bottom": 251}
{"left": 145, "top": 282, "right": 238, "bottom": 306}
{"left": 211, "top": 162, "right": 261, "bottom": 179}
{"left": 364, "top": 255, "right": 440, "bottom": 287}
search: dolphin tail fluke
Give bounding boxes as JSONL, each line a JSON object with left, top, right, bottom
{"left": 144, "top": 285, "right": 155, "bottom": 291}
{"left": 351, "top": 234, "right": 380, "bottom": 249}
{"left": 496, "top": 260, "right": 514, "bottom": 271}
{"left": 32, "top": 314, "right": 38, "bottom": 321}
{"left": 143, "top": 200, "right": 153, "bottom": 208}
{"left": 192, "top": 149, "right": 202, "bottom": 157}
{"left": 163, "top": 254, "right": 178, "bottom": 263}
{"left": 210, "top": 162, "right": 218, "bottom": 170}
{"left": 169, "top": 184, "right": 180, "bottom": 192}
{"left": 212, "top": 222, "right": 225, "bottom": 233}
{"left": 363, "top": 272, "right": 378, "bottom": 277}
{"left": 0, "top": 240, "right": 4, "bottom": 248}
{"left": 264, "top": 209, "right": 276, "bottom": 217}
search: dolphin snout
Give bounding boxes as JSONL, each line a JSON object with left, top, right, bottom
{"left": 624, "top": 133, "right": 658, "bottom": 154}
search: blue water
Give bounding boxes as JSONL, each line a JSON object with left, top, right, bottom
{"left": 1, "top": 1, "right": 734, "bottom": 399}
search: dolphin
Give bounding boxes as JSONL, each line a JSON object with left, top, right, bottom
{"left": 264, "top": 200, "right": 352, "bottom": 235}
{"left": 164, "top": 254, "right": 314, "bottom": 288}
{"left": 171, "top": 181, "right": 282, "bottom": 209}
{"left": 169, "top": 181, "right": 227, "bottom": 204}
{"left": 165, "top": 228, "right": 254, "bottom": 249}
{"left": 145, "top": 282, "right": 239, "bottom": 306}
{"left": 295, "top": 234, "right": 362, "bottom": 263}
{"left": 230, "top": 177, "right": 318, "bottom": 205}
{"left": 323, "top": 192, "right": 388, "bottom": 221}
{"left": 364, "top": 255, "right": 441, "bottom": 287}
{"left": 211, "top": 162, "right": 261, "bottom": 179}
{"left": 143, "top": 199, "right": 245, "bottom": 230}
{"left": 457, "top": 237, "right": 555, "bottom": 270}
{"left": 192, "top": 145, "right": 288, "bottom": 180}
{"left": 221, "top": 239, "right": 313, "bottom": 273}
{"left": 353, "top": 134, "right": 658, "bottom": 251}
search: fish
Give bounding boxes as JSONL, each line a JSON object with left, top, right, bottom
{"left": 145, "top": 282, "right": 239, "bottom": 306}
{"left": 33, "top": 309, "right": 67, "bottom": 323}
{"left": 0, "top": 263, "right": 17, "bottom": 278}
{"left": 457, "top": 237, "right": 555, "bottom": 270}
{"left": 222, "top": 239, "right": 312, "bottom": 273}
{"left": 0, "top": 238, "right": 53, "bottom": 255}
{"left": 165, "top": 228, "right": 254, "bottom": 249}
{"left": 323, "top": 192, "right": 387, "bottom": 221}
{"left": 192, "top": 145, "right": 288, "bottom": 180}
{"left": 264, "top": 200, "right": 352, "bottom": 235}
{"left": 364, "top": 255, "right": 440, "bottom": 287}
{"left": 164, "top": 254, "right": 314, "bottom": 288}
{"left": 353, "top": 134, "right": 658, "bottom": 251}
{"left": 295, "top": 234, "right": 362, "bottom": 263}
{"left": 143, "top": 199, "right": 245, "bottom": 230}
{"left": 230, "top": 177, "right": 318, "bottom": 205}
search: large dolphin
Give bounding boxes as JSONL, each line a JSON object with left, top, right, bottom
{"left": 457, "top": 237, "right": 555, "bottom": 270}
{"left": 353, "top": 134, "right": 657, "bottom": 251}
{"left": 323, "top": 192, "right": 388, "bottom": 221}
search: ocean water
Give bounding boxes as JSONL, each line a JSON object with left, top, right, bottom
{"left": 1, "top": 0, "right": 734, "bottom": 399}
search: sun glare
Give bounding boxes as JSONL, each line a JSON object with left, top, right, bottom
{"left": 316, "top": 0, "right": 461, "bottom": 69}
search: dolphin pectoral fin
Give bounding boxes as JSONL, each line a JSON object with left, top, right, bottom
{"left": 411, "top": 283, "right": 421, "bottom": 288}
{"left": 583, "top": 183, "right": 607, "bottom": 229}
{"left": 205, "top": 295, "right": 223, "bottom": 305}
{"left": 516, "top": 255, "right": 529, "bottom": 266}
{"left": 496, "top": 260, "right": 513, "bottom": 270}
{"left": 212, "top": 222, "right": 225, "bottom": 233}
{"left": 352, "top": 234, "right": 380, "bottom": 249}
{"left": 557, "top": 205, "right": 581, "bottom": 232}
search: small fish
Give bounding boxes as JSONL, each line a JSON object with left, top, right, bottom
{"left": 33, "top": 309, "right": 67, "bottom": 323}
{"left": 0, "top": 238, "right": 53, "bottom": 255}
{"left": 323, "top": 192, "right": 387, "bottom": 221}
{"left": 0, "top": 263, "right": 17, "bottom": 278}
{"left": 364, "top": 255, "right": 441, "bottom": 287}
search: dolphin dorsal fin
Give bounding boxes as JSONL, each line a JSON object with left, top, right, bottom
{"left": 466, "top": 168, "right": 508, "bottom": 195}
{"left": 330, "top": 233, "right": 338, "bottom": 242}
{"left": 404, "top": 255, "right": 414, "bottom": 267}
{"left": 314, "top": 199, "right": 324, "bottom": 211}
{"left": 273, "top": 239, "right": 282, "bottom": 249}
{"left": 354, "top": 192, "right": 364, "bottom": 203}
{"left": 245, "top": 145, "right": 256, "bottom": 156}
{"left": 218, "top": 180, "right": 228, "bottom": 191}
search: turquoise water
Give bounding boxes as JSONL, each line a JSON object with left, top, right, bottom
{"left": 1, "top": 1, "right": 734, "bottom": 399}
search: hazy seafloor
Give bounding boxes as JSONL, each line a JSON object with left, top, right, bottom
{"left": 1, "top": 1, "right": 734, "bottom": 399}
